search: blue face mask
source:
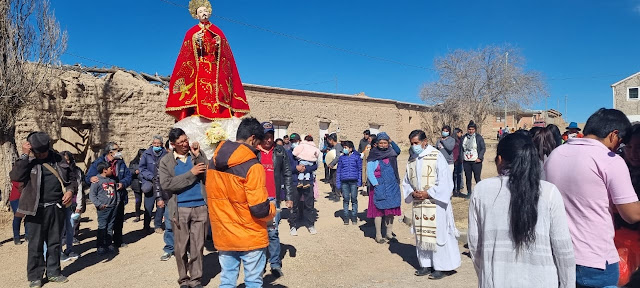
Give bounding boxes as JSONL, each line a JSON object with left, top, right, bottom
{"left": 411, "top": 144, "right": 424, "bottom": 155}
{"left": 153, "top": 146, "right": 162, "bottom": 152}
{"left": 291, "top": 143, "right": 299, "bottom": 148}
{"left": 442, "top": 131, "right": 450, "bottom": 137}
{"left": 343, "top": 148, "right": 350, "bottom": 155}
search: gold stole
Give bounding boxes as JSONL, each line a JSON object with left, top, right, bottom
{"left": 408, "top": 151, "right": 439, "bottom": 251}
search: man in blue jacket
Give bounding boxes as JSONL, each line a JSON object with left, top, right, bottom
{"left": 139, "top": 136, "right": 168, "bottom": 234}
{"left": 86, "top": 142, "right": 132, "bottom": 249}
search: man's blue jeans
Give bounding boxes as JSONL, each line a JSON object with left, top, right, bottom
{"left": 219, "top": 249, "right": 266, "bottom": 288}
{"left": 341, "top": 181, "right": 358, "bottom": 219}
{"left": 576, "top": 262, "right": 619, "bottom": 288}
{"left": 267, "top": 198, "right": 281, "bottom": 269}
{"left": 163, "top": 205, "right": 174, "bottom": 254}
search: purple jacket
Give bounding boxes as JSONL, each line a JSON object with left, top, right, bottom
{"left": 336, "top": 151, "right": 362, "bottom": 189}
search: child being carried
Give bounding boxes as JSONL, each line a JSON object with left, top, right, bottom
{"left": 293, "top": 135, "right": 321, "bottom": 189}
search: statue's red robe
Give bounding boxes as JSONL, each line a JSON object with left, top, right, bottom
{"left": 166, "top": 21, "right": 249, "bottom": 121}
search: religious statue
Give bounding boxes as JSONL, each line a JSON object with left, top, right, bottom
{"left": 165, "top": 0, "right": 250, "bottom": 121}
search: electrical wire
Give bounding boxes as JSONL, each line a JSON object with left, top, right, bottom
{"left": 157, "top": 0, "right": 431, "bottom": 70}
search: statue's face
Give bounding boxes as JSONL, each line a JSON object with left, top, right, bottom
{"left": 196, "top": 6, "right": 210, "bottom": 22}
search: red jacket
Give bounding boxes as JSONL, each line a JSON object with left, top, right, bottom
{"left": 9, "top": 181, "right": 22, "bottom": 201}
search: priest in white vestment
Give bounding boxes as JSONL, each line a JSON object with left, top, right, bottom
{"left": 403, "top": 130, "right": 461, "bottom": 279}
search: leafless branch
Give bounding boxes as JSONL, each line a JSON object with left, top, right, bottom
{"left": 420, "top": 45, "right": 548, "bottom": 133}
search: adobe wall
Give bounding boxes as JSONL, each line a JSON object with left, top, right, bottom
{"left": 13, "top": 70, "right": 433, "bottom": 170}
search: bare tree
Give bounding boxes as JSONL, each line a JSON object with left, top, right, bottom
{"left": 0, "top": 0, "right": 67, "bottom": 209}
{"left": 421, "top": 45, "right": 547, "bottom": 134}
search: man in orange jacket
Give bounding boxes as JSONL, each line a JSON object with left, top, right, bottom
{"left": 206, "top": 117, "right": 276, "bottom": 288}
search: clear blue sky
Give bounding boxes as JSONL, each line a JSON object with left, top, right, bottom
{"left": 52, "top": 0, "right": 640, "bottom": 123}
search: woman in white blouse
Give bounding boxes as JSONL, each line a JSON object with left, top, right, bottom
{"left": 468, "top": 132, "right": 575, "bottom": 288}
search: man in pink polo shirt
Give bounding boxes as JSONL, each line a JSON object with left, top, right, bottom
{"left": 545, "top": 108, "right": 640, "bottom": 288}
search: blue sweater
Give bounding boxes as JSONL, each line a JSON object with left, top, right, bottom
{"left": 336, "top": 152, "right": 362, "bottom": 189}
{"left": 175, "top": 156, "right": 205, "bottom": 207}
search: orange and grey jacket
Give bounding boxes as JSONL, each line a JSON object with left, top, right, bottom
{"left": 206, "top": 141, "right": 276, "bottom": 251}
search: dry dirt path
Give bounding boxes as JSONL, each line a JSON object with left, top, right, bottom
{"left": 0, "top": 146, "right": 497, "bottom": 288}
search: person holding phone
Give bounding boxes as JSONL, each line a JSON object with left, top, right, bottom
{"left": 10, "top": 132, "right": 77, "bottom": 288}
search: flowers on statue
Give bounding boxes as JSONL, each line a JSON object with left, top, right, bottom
{"left": 204, "top": 122, "right": 228, "bottom": 146}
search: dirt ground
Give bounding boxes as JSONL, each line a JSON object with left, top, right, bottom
{"left": 0, "top": 144, "right": 497, "bottom": 288}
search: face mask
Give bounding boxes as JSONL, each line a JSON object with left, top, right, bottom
{"left": 343, "top": 148, "right": 349, "bottom": 154}
{"left": 291, "top": 143, "right": 299, "bottom": 148}
{"left": 153, "top": 146, "right": 162, "bottom": 152}
{"left": 411, "top": 144, "right": 424, "bottom": 155}
{"left": 442, "top": 131, "right": 450, "bottom": 137}
{"left": 113, "top": 152, "right": 123, "bottom": 160}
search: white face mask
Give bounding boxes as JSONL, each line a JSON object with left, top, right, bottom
{"left": 411, "top": 144, "right": 424, "bottom": 155}
{"left": 113, "top": 152, "right": 123, "bottom": 160}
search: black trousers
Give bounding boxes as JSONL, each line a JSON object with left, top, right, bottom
{"left": 113, "top": 199, "right": 125, "bottom": 247}
{"left": 329, "top": 169, "right": 339, "bottom": 198}
{"left": 289, "top": 185, "right": 316, "bottom": 228}
{"left": 463, "top": 161, "right": 482, "bottom": 194}
{"left": 324, "top": 164, "right": 330, "bottom": 180}
{"left": 25, "top": 205, "right": 64, "bottom": 281}
{"left": 133, "top": 191, "right": 142, "bottom": 218}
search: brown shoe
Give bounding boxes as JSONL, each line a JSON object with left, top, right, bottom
{"left": 155, "top": 228, "right": 164, "bottom": 234}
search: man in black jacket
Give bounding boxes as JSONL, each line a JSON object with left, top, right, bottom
{"left": 257, "top": 122, "right": 293, "bottom": 277}
{"left": 358, "top": 130, "right": 371, "bottom": 153}
{"left": 10, "top": 132, "right": 77, "bottom": 288}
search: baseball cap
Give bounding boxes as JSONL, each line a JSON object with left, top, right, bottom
{"left": 290, "top": 133, "right": 300, "bottom": 141}
{"left": 261, "top": 122, "right": 275, "bottom": 134}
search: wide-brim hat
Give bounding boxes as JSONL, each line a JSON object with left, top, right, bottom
{"left": 28, "top": 132, "right": 51, "bottom": 154}
{"left": 566, "top": 122, "right": 581, "bottom": 131}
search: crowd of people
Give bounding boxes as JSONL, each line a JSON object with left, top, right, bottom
{"left": 6, "top": 109, "right": 640, "bottom": 288}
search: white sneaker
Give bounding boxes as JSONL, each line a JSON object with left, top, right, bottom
{"left": 308, "top": 226, "right": 317, "bottom": 235}
{"left": 290, "top": 227, "right": 298, "bottom": 236}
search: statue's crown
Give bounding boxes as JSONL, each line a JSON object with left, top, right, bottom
{"left": 189, "top": 0, "right": 212, "bottom": 19}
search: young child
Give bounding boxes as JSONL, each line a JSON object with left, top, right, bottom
{"left": 336, "top": 141, "right": 362, "bottom": 225}
{"left": 89, "top": 162, "right": 117, "bottom": 255}
{"left": 293, "top": 135, "right": 321, "bottom": 188}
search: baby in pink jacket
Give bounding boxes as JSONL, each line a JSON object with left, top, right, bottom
{"left": 292, "top": 135, "right": 321, "bottom": 188}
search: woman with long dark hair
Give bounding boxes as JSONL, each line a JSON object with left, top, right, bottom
{"left": 546, "top": 124, "right": 564, "bottom": 147}
{"left": 60, "top": 151, "right": 83, "bottom": 260}
{"left": 452, "top": 128, "right": 464, "bottom": 197}
{"left": 468, "top": 133, "right": 575, "bottom": 287}
{"left": 532, "top": 127, "right": 558, "bottom": 162}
